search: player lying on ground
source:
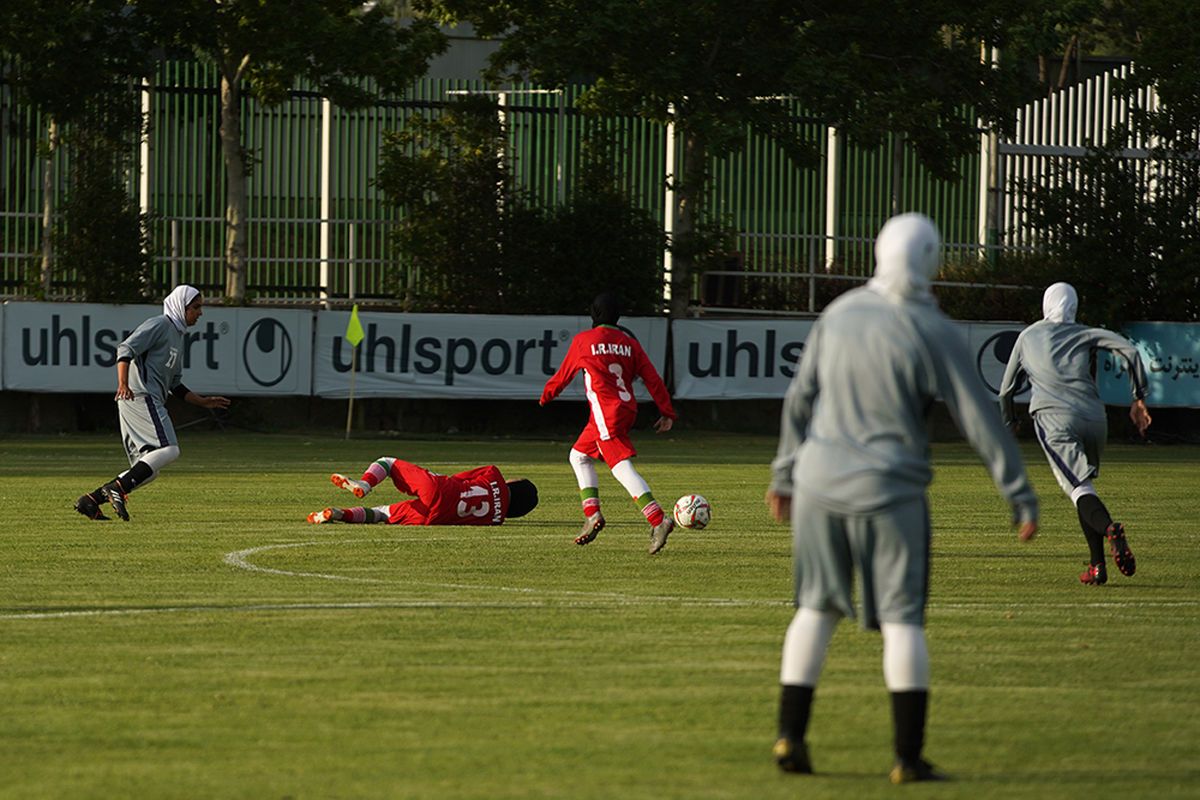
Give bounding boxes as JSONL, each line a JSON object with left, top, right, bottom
{"left": 306, "top": 457, "right": 538, "bottom": 525}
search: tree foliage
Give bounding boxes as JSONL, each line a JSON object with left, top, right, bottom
{"left": 419, "top": 0, "right": 1043, "bottom": 315}
{"left": 376, "top": 95, "right": 663, "bottom": 314}
{"left": 1019, "top": 0, "right": 1200, "bottom": 328}
{"left": 137, "top": 0, "right": 447, "bottom": 303}
{"left": 1, "top": 0, "right": 155, "bottom": 301}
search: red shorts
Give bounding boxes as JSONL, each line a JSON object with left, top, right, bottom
{"left": 573, "top": 408, "right": 638, "bottom": 468}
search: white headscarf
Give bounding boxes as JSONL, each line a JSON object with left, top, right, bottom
{"left": 867, "top": 212, "right": 942, "bottom": 304}
{"left": 1042, "top": 282, "right": 1077, "bottom": 323}
{"left": 163, "top": 285, "right": 200, "bottom": 332}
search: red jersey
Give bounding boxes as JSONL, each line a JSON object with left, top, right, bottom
{"left": 386, "top": 464, "right": 511, "bottom": 525}
{"left": 541, "top": 324, "right": 675, "bottom": 441}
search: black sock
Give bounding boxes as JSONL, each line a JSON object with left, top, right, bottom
{"left": 99, "top": 461, "right": 155, "bottom": 498}
{"left": 1076, "top": 494, "right": 1112, "bottom": 563}
{"left": 891, "top": 690, "right": 928, "bottom": 766}
{"left": 778, "top": 684, "right": 814, "bottom": 741}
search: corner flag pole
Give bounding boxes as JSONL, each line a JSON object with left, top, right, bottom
{"left": 344, "top": 304, "right": 365, "bottom": 440}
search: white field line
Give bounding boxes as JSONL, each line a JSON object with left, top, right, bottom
{"left": 2, "top": 536, "right": 1195, "bottom": 620}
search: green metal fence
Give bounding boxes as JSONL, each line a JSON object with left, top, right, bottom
{"left": 2, "top": 58, "right": 986, "bottom": 307}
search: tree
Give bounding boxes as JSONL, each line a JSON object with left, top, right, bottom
{"left": 139, "top": 0, "right": 447, "bottom": 303}
{"left": 1021, "top": 0, "right": 1200, "bottom": 328}
{"left": 418, "top": 0, "right": 1040, "bottom": 316}
{"left": 0, "top": 0, "right": 156, "bottom": 300}
{"left": 375, "top": 95, "right": 665, "bottom": 314}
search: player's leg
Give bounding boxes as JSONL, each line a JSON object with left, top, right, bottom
{"left": 776, "top": 606, "right": 839, "bottom": 773}
{"left": 775, "top": 496, "right": 848, "bottom": 774}
{"left": 76, "top": 399, "right": 175, "bottom": 522}
{"left": 569, "top": 447, "right": 605, "bottom": 544}
{"left": 869, "top": 498, "right": 944, "bottom": 783}
{"left": 307, "top": 505, "right": 388, "bottom": 524}
{"left": 332, "top": 457, "right": 393, "bottom": 498}
{"left": 1033, "top": 414, "right": 1118, "bottom": 583}
{"left": 383, "top": 458, "right": 443, "bottom": 507}
{"left": 608, "top": 455, "right": 673, "bottom": 554}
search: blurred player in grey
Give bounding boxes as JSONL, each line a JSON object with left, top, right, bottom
{"left": 73, "top": 285, "right": 231, "bottom": 521}
{"left": 998, "top": 282, "right": 1151, "bottom": 585}
{"left": 766, "top": 213, "right": 1038, "bottom": 783}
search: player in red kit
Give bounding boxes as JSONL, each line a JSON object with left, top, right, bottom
{"left": 305, "top": 457, "right": 539, "bottom": 525}
{"left": 540, "top": 291, "right": 678, "bottom": 554}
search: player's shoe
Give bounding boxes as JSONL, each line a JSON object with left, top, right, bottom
{"left": 102, "top": 481, "right": 129, "bottom": 521}
{"left": 1079, "top": 562, "right": 1107, "bottom": 585}
{"left": 307, "top": 507, "right": 344, "bottom": 524}
{"left": 889, "top": 758, "right": 946, "bottom": 784}
{"left": 575, "top": 512, "right": 605, "bottom": 545}
{"left": 73, "top": 492, "right": 109, "bottom": 521}
{"left": 772, "top": 737, "right": 812, "bottom": 774}
{"left": 331, "top": 473, "right": 370, "bottom": 498}
{"left": 649, "top": 517, "right": 674, "bottom": 554}
{"left": 1106, "top": 522, "right": 1136, "bottom": 576}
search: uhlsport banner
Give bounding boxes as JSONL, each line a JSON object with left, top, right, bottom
{"left": 671, "top": 318, "right": 1200, "bottom": 406}
{"left": 312, "top": 311, "right": 670, "bottom": 399}
{"left": 1, "top": 302, "right": 1196, "bottom": 406}
{"left": 1, "top": 301, "right": 313, "bottom": 395}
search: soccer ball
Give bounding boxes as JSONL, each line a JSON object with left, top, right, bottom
{"left": 673, "top": 494, "right": 711, "bottom": 530}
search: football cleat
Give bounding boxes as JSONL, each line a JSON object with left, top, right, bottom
{"left": 73, "top": 492, "right": 109, "bottom": 521}
{"left": 102, "top": 481, "right": 129, "bottom": 521}
{"left": 1080, "top": 562, "right": 1108, "bottom": 585}
{"left": 575, "top": 512, "right": 605, "bottom": 545}
{"left": 1106, "top": 522, "right": 1136, "bottom": 577}
{"left": 331, "top": 473, "right": 370, "bottom": 498}
{"left": 889, "top": 758, "right": 946, "bottom": 784}
{"left": 649, "top": 516, "right": 674, "bottom": 555}
{"left": 306, "top": 507, "right": 344, "bottom": 524}
{"left": 772, "top": 737, "right": 812, "bottom": 774}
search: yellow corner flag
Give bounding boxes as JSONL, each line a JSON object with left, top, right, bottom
{"left": 345, "top": 304, "right": 365, "bottom": 347}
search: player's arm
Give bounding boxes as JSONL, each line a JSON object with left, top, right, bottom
{"left": 539, "top": 341, "right": 578, "bottom": 405}
{"left": 1096, "top": 331, "right": 1152, "bottom": 436}
{"left": 115, "top": 358, "right": 133, "bottom": 401}
{"left": 928, "top": 322, "right": 1039, "bottom": 536}
{"left": 171, "top": 383, "right": 231, "bottom": 409}
{"left": 996, "top": 336, "right": 1025, "bottom": 431}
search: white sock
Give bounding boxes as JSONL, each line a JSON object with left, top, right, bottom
{"left": 569, "top": 448, "right": 599, "bottom": 491}
{"left": 610, "top": 458, "right": 651, "bottom": 499}
{"left": 780, "top": 607, "right": 840, "bottom": 685}
{"left": 881, "top": 622, "right": 929, "bottom": 691}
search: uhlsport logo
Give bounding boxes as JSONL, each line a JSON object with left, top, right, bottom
{"left": 976, "top": 330, "right": 1029, "bottom": 396}
{"left": 243, "top": 318, "right": 293, "bottom": 387}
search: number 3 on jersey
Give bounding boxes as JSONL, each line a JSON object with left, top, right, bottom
{"left": 608, "top": 363, "right": 632, "bottom": 402}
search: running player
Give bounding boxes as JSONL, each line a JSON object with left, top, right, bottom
{"left": 540, "top": 291, "right": 677, "bottom": 554}
{"left": 73, "top": 285, "right": 230, "bottom": 521}
{"left": 307, "top": 457, "right": 538, "bottom": 525}
{"left": 998, "top": 282, "right": 1151, "bottom": 585}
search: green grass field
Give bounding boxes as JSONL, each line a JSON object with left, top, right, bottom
{"left": 2, "top": 430, "right": 1197, "bottom": 799}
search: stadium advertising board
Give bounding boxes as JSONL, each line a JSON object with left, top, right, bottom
{"left": 671, "top": 319, "right": 815, "bottom": 400}
{"left": 673, "top": 319, "right": 1200, "bottom": 406}
{"left": 0, "top": 301, "right": 313, "bottom": 395}
{"left": 312, "top": 311, "right": 670, "bottom": 399}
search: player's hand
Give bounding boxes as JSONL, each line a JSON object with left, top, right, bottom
{"left": 653, "top": 416, "right": 673, "bottom": 433}
{"left": 1130, "top": 399, "right": 1151, "bottom": 436}
{"left": 200, "top": 395, "right": 231, "bottom": 409}
{"left": 1017, "top": 520, "right": 1038, "bottom": 541}
{"left": 765, "top": 490, "right": 791, "bottom": 523}
{"left": 114, "top": 385, "right": 133, "bottom": 401}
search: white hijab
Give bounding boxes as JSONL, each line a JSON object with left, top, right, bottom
{"left": 1042, "top": 282, "right": 1077, "bottom": 323}
{"left": 163, "top": 285, "right": 200, "bottom": 332}
{"left": 867, "top": 212, "right": 941, "bottom": 304}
